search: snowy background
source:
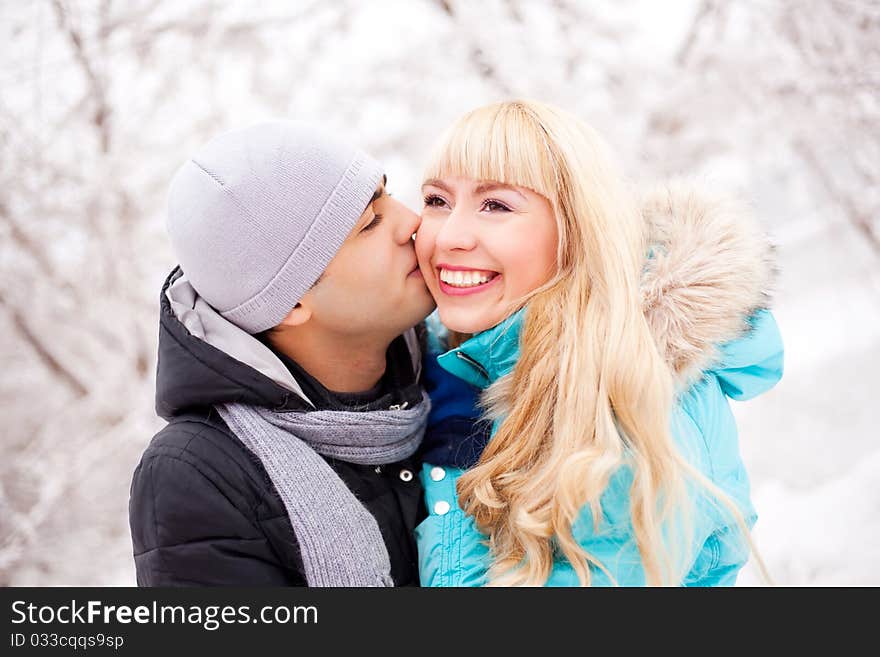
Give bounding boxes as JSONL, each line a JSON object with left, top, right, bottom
{"left": 1, "top": 0, "right": 877, "bottom": 586}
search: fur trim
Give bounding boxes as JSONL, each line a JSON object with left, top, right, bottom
{"left": 640, "top": 180, "right": 777, "bottom": 387}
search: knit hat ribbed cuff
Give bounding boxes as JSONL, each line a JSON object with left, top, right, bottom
{"left": 221, "top": 152, "right": 383, "bottom": 334}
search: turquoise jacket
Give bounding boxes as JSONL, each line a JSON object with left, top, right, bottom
{"left": 415, "top": 182, "right": 785, "bottom": 586}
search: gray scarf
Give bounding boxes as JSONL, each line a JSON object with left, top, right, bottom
{"left": 216, "top": 390, "right": 429, "bottom": 587}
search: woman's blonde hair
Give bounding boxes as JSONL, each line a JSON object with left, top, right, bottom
{"left": 424, "top": 100, "right": 763, "bottom": 586}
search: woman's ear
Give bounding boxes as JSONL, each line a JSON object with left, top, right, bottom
{"left": 277, "top": 300, "right": 312, "bottom": 328}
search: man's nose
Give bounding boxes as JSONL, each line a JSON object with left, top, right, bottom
{"left": 395, "top": 205, "right": 422, "bottom": 244}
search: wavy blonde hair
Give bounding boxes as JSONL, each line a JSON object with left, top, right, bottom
{"left": 424, "top": 100, "right": 764, "bottom": 586}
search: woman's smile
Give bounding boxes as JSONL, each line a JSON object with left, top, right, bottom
{"left": 436, "top": 263, "right": 501, "bottom": 296}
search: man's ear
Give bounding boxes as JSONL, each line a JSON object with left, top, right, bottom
{"left": 276, "top": 300, "right": 312, "bottom": 328}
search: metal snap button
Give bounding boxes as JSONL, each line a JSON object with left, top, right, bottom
{"left": 399, "top": 469, "right": 413, "bottom": 482}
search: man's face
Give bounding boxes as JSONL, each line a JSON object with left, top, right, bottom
{"left": 303, "top": 182, "right": 436, "bottom": 341}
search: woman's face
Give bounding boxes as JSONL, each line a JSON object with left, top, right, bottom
{"left": 416, "top": 175, "right": 559, "bottom": 334}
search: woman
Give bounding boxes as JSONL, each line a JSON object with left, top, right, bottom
{"left": 413, "top": 100, "right": 783, "bottom": 586}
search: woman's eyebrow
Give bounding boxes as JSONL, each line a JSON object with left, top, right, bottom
{"left": 472, "top": 182, "right": 526, "bottom": 201}
{"left": 422, "top": 179, "right": 526, "bottom": 202}
{"left": 422, "top": 178, "right": 451, "bottom": 193}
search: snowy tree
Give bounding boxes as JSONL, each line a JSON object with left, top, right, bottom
{"left": 1, "top": 0, "right": 877, "bottom": 585}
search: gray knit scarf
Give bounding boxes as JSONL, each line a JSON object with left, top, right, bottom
{"left": 216, "top": 390, "right": 430, "bottom": 587}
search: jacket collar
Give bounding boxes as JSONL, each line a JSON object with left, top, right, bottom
{"left": 436, "top": 308, "right": 526, "bottom": 389}
{"left": 157, "top": 267, "right": 423, "bottom": 418}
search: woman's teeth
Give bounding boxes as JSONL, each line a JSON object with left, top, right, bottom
{"left": 439, "top": 268, "right": 497, "bottom": 288}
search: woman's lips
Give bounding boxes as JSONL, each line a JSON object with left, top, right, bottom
{"left": 437, "top": 272, "right": 502, "bottom": 296}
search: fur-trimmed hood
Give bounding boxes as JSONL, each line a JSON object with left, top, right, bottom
{"left": 640, "top": 180, "right": 776, "bottom": 386}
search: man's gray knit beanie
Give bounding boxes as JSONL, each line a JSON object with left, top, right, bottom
{"left": 166, "top": 120, "right": 384, "bottom": 334}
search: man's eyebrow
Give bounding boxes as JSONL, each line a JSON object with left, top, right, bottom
{"left": 355, "top": 175, "right": 387, "bottom": 232}
{"left": 369, "top": 174, "right": 388, "bottom": 205}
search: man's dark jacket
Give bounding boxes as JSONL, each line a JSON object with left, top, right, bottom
{"left": 128, "top": 269, "right": 427, "bottom": 586}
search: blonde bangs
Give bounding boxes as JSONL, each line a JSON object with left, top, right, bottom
{"left": 424, "top": 102, "right": 559, "bottom": 201}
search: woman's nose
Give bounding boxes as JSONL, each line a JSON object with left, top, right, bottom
{"left": 434, "top": 206, "right": 477, "bottom": 252}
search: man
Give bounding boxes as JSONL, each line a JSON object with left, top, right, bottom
{"left": 129, "top": 121, "right": 438, "bottom": 586}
